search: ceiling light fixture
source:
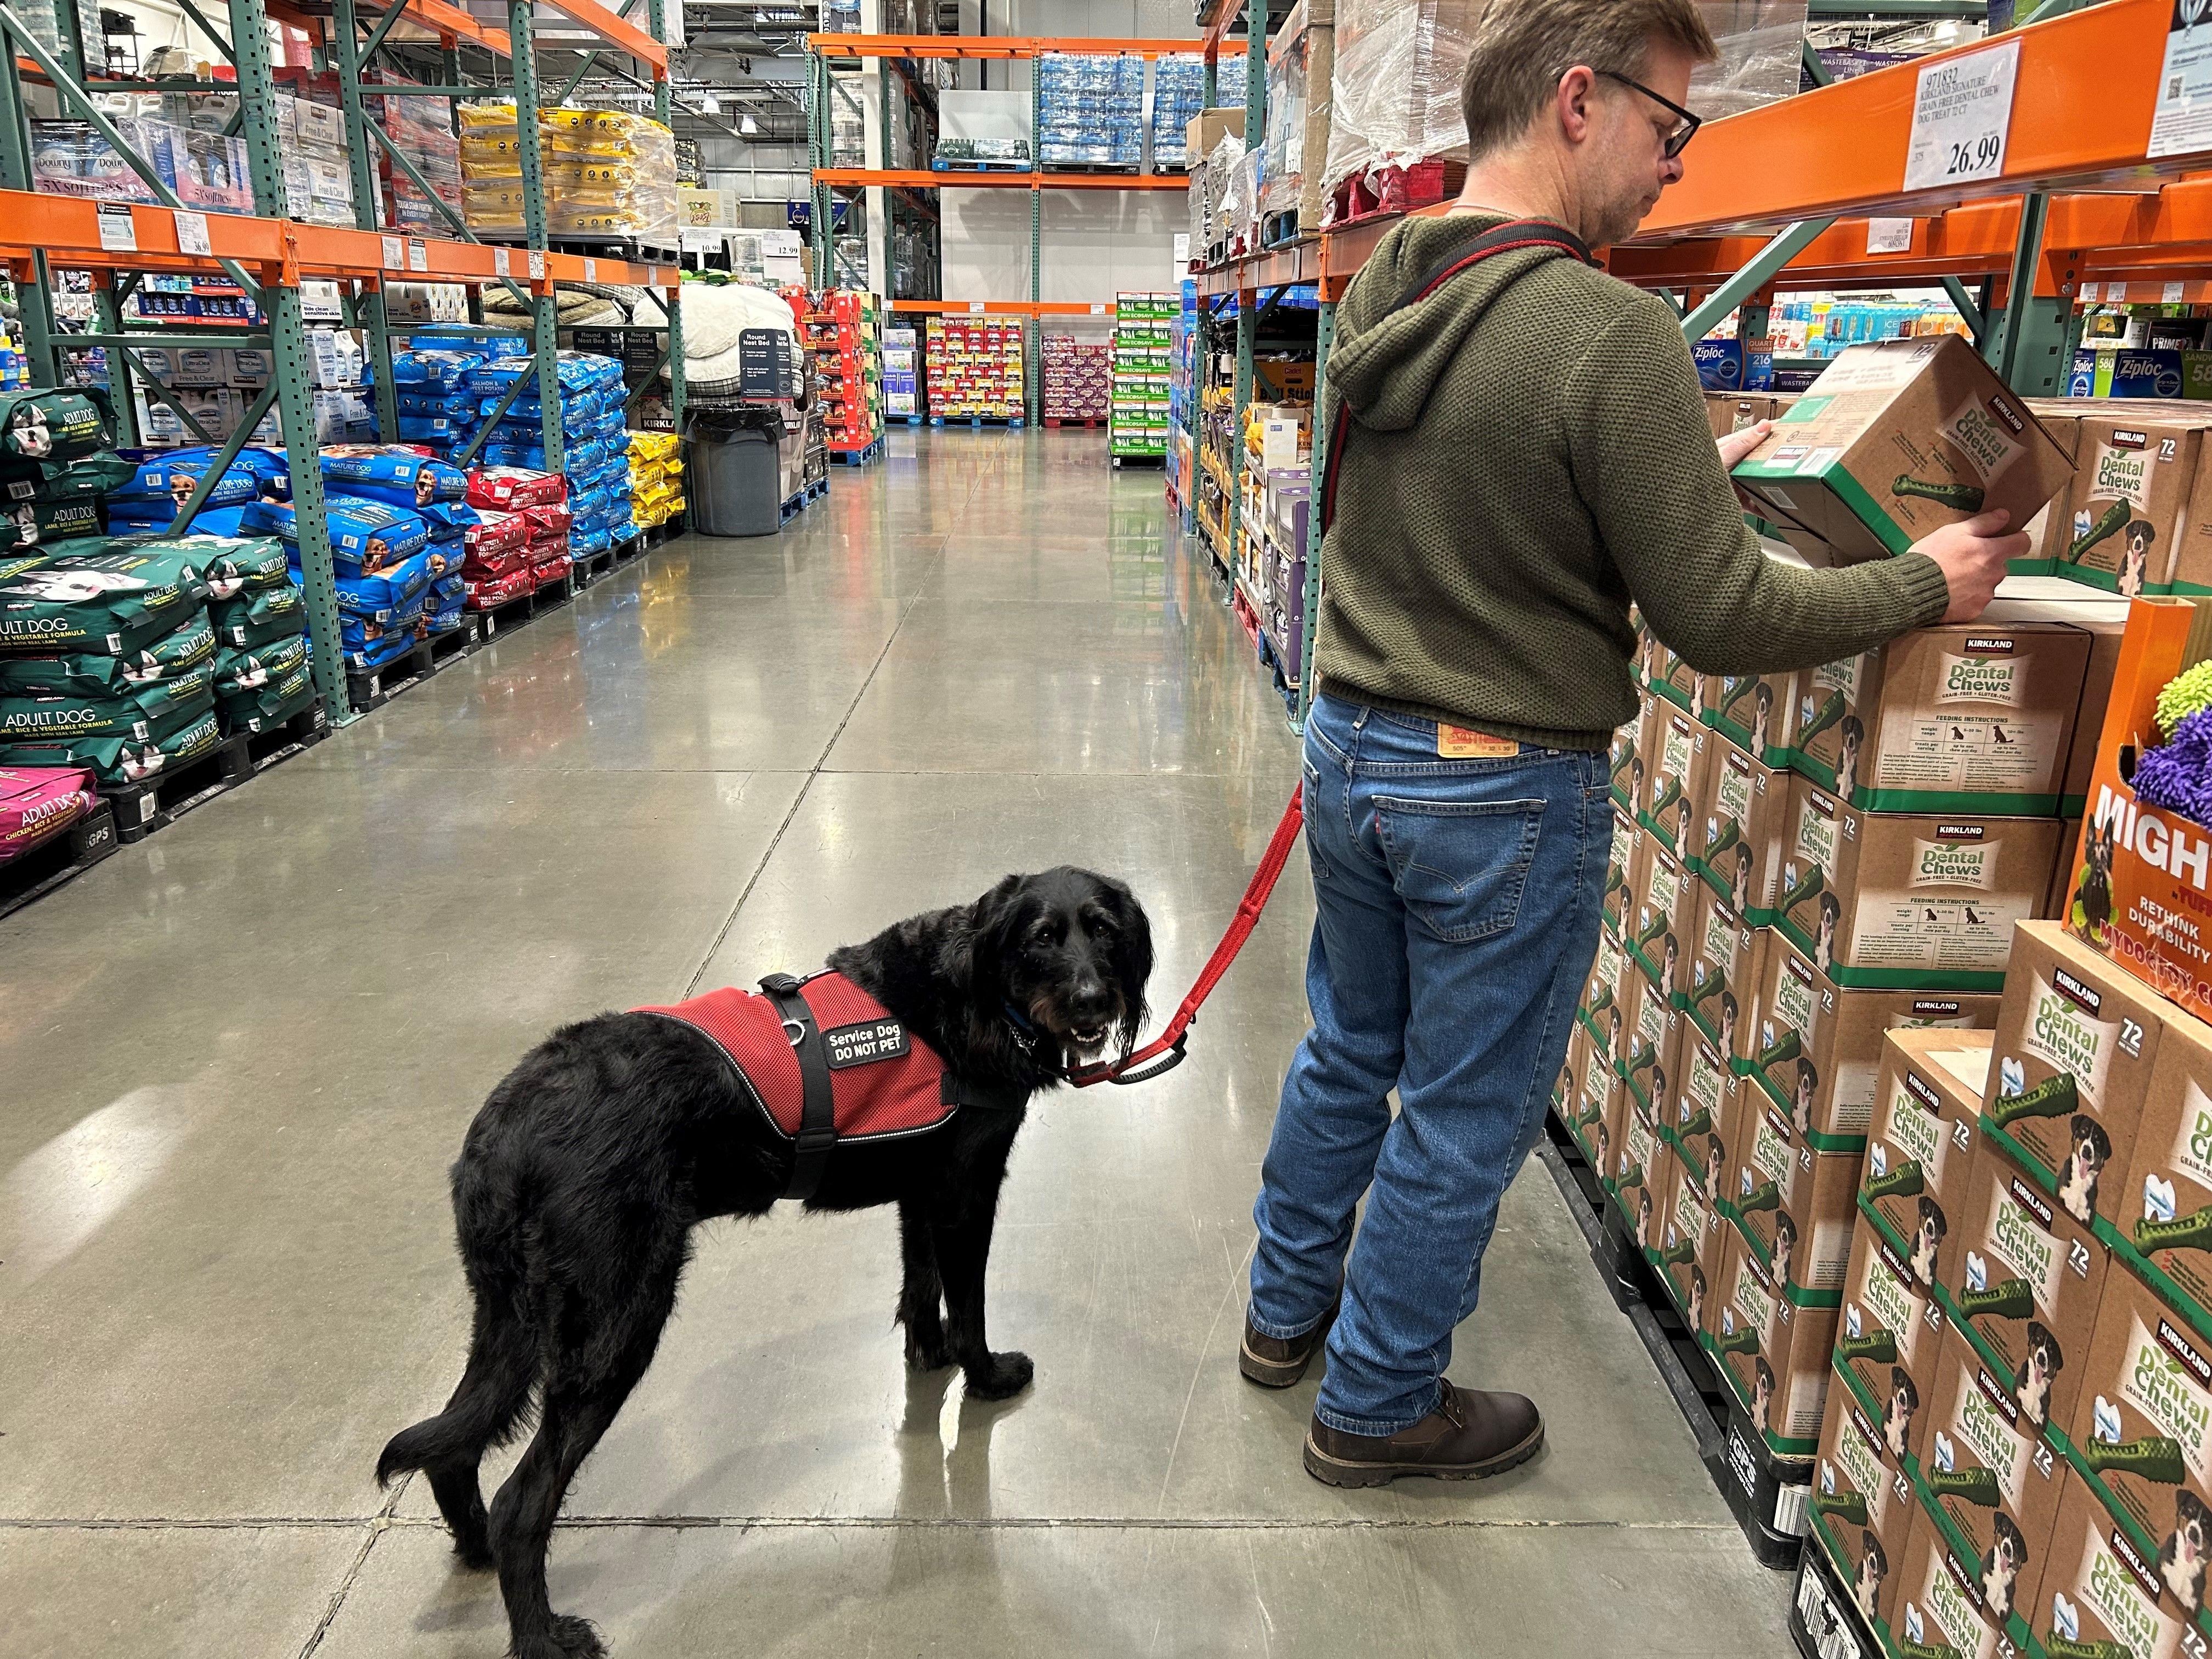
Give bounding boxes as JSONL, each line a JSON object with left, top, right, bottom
{"left": 741, "top": 113, "right": 759, "bottom": 133}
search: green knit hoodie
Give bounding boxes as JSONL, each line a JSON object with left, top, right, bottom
{"left": 1314, "top": 213, "right": 1953, "bottom": 752}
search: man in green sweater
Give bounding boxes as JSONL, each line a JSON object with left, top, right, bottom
{"left": 1240, "top": 0, "right": 2027, "bottom": 1487}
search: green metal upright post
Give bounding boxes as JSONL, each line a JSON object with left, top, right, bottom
{"left": 334, "top": 0, "right": 400, "bottom": 441}
{"left": 809, "top": 52, "right": 833, "bottom": 283}
{"left": 648, "top": 0, "right": 684, "bottom": 432}
{"left": 508, "top": 0, "right": 563, "bottom": 469}
{"left": 1985, "top": 193, "right": 2073, "bottom": 396}
{"left": 93, "top": 287, "right": 140, "bottom": 445}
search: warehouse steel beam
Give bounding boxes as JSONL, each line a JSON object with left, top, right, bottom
{"left": 1679, "top": 219, "right": 1837, "bottom": 345}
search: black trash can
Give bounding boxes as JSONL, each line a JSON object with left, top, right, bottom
{"left": 686, "top": 406, "right": 788, "bottom": 538}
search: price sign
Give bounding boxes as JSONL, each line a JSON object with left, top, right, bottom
{"left": 528, "top": 250, "right": 546, "bottom": 280}
{"left": 493, "top": 247, "right": 511, "bottom": 278}
{"left": 97, "top": 203, "right": 137, "bottom": 253}
{"left": 173, "top": 210, "right": 211, "bottom": 257}
{"left": 382, "top": 235, "right": 404, "bottom": 270}
{"left": 968, "top": 300, "right": 986, "bottom": 314}
{"left": 1865, "top": 218, "right": 1914, "bottom": 256}
{"left": 2080, "top": 281, "right": 2101, "bottom": 302}
{"left": 1901, "top": 37, "right": 2019, "bottom": 194}
{"left": 408, "top": 238, "right": 428, "bottom": 273}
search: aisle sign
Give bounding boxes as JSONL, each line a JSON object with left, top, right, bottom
{"left": 1900, "top": 36, "right": 2020, "bottom": 193}
{"left": 1865, "top": 218, "right": 1914, "bottom": 255}
{"left": 96, "top": 204, "right": 136, "bottom": 253}
{"left": 2150, "top": 3, "right": 2212, "bottom": 160}
{"left": 173, "top": 211, "right": 211, "bottom": 258}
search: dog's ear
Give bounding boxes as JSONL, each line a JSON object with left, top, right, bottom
{"left": 967, "top": 873, "right": 1030, "bottom": 996}
{"left": 1097, "top": 876, "right": 1153, "bottom": 1060}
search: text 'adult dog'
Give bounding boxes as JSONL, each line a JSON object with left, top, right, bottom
{"left": 376, "top": 868, "right": 1153, "bottom": 1659}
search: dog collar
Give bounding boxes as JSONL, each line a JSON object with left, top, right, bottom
{"left": 1002, "top": 1000, "right": 1039, "bottom": 1052}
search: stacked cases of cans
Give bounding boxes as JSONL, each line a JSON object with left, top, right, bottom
{"left": 1110, "top": 295, "right": 1175, "bottom": 459}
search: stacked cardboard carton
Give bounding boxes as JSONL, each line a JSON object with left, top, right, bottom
{"left": 923, "top": 316, "right": 1022, "bottom": 421}
{"left": 1111, "top": 294, "right": 1176, "bottom": 459}
{"left": 1041, "top": 337, "right": 1110, "bottom": 423}
{"left": 883, "top": 324, "right": 921, "bottom": 420}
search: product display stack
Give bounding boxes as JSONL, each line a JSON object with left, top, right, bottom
{"left": 626, "top": 430, "right": 685, "bottom": 531}
{"left": 463, "top": 465, "right": 570, "bottom": 608}
{"left": 1149, "top": 56, "right": 1206, "bottom": 171}
{"left": 884, "top": 324, "right": 921, "bottom": 421}
{"left": 1110, "top": 294, "right": 1175, "bottom": 461}
{"left": 809, "top": 290, "right": 886, "bottom": 455}
{"left": 923, "top": 315, "right": 1023, "bottom": 425}
{"left": 375, "top": 82, "right": 466, "bottom": 230}
{"left": 1040, "top": 336, "right": 1110, "bottom": 426}
{"left": 1035, "top": 53, "right": 1143, "bottom": 170}
{"left": 458, "top": 104, "right": 679, "bottom": 244}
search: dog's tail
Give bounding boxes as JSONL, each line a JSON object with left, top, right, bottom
{"left": 375, "top": 1155, "right": 541, "bottom": 1489}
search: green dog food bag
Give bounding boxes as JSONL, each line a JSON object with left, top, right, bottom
{"left": 0, "top": 543, "right": 211, "bottom": 656}
{"left": 2, "top": 450, "right": 137, "bottom": 504}
{"left": 212, "top": 631, "right": 309, "bottom": 699}
{"left": 218, "top": 656, "right": 315, "bottom": 734}
{"left": 211, "top": 583, "right": 307, "bottom": 650}
{"left": 0, "top": 389, "right": 115, "bottom": 472}
{"left": 184, "top": 536, "right": 292, "bottom": 601}
{"left": 0, "top": 668, "right": 215, "bottom": 744}
{"left": 0, "top": 612, "right": 217, "bottom": 698}
{"left": 0, "top": 703, "right": 222, "bottom": 786}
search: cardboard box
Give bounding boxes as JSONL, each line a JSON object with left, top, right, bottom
{"left": 1618, "top": 962, "right": 1684, "bottom": 1121}
{"left": 1684, "top": 881, "right": 1764, "bottom": 1068}
{"left": 1609, "top": 699, "right": 1645, "bottom": 813}
{"left": 1984, "top": 921, "right": 2165, "bottom": 1232}
{"left": 1185, "top": 108, "right": 1246, "bottom": 162}
{"left": 1581, "top": 926, "right": 1632, "bottom": 1068}
{"left": 1601, "top": 800, "right": 1641, "bottom": 939}
{"left": 1812, "top": 1374, "right": 1920, "bottom": 1635}
{"left": 1863, "top": 1029, "right": 1994, "bottom": 1288}
{"left": 1640, "top": 702, "right": 1711, "bottom": 858}
{"left": 2068, "top": 1260, "right": 2212, "bottom": 1601}
{"left": 1564, "top": 1022, "right": 1621, "bottom": 1170}
{"left": 1775, "top": 773, "right": 2063, "bottom": 992}
{"left": 2119, "top": 1003, "right": 2212, "bottom": 1331}
{"left": 1624, "top": 837, "right": 1697, "bottom": 1003}
{"left": 1921, "top": 1323, "right": 2068, "bottom": 1631}
{"left": 1709, "top": 1222, "right": 1840, "bottom": 1457}
{"left": 1690, "top": 730, "right": 1791, "bottom": 923}
{"left": 1645, "top": 637, "right": 1699, "bottom": 714}
{"left": 1702, "top": 667, "right": 1799, "bottom": 768}
{"left": 2061, "top": 606, "right": 2131, "bottom": 816}
{"left": 2029, "top": 1467, "right": 2202, "bottom": 1659}
{"left": 1791, "top": 613, "right": 2094, "bottom": 817}
{"left": 1608, "top": 1089, "right": 1663, "bottom": 1215}
{"left": 1733, "top": 335, "right": 2076, "bottom": 566}
{"left": 1655, "top": 1146, "right": 1731, "bottom": 1327}
{"left": 1948, "top": 1142, "right": 2109, "bottom": 1440}
{"left": 1836, "top": 1211, "right": 1948, "bottom": 1472}
{"left": 1628, "top": 1137, "right": 1676, "bottom": 1255}
{"left": 2055, "top": 412, "right": 2208, "bottom": 594}
{"left": 1748, "top": 934, "right": 1999, "bottom": 1149}
{"left": 1669, "top": 1019, "right": 1746, "bottom": 1201}
{"left": 1887, "top": 1508, "right": 2018, "bottom": 1659}
{"left": 1729, "top": 1055, "right": 1863, "bottom": 1299}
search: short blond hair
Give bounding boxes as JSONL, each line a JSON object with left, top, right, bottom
{"left": 1459, "top": 0, "right": 1719, "bottom": 161}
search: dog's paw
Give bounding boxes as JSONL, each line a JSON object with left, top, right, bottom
{"left": 523, "top": 1614, "right": 607, "bottom": 1659}
{"left": 452, "top": 1533, "right": 495, "bottom": 1573}
{"left": 964, "top": 1350, "right": 1035, "bottom": 1401}
{"left": 904, "top": 1330, "right": 953, "bottom": 1372}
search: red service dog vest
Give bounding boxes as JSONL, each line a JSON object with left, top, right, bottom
{"left": 637, "top": 972, "right": 993, "bottom": 1201}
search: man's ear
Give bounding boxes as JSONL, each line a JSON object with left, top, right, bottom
{"left": 1555, "top": 65, "right": 1599, "bottom": 144}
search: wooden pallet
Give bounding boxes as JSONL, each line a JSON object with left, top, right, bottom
{"left": 0, "top": 802, "right": 117, "bottom": 919}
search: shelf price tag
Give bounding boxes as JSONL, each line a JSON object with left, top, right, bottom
{"left": 97, "top": 204, "right": 137, "bottom": 253}
{"left": 408, "top": 238, "right": 428, "bottom": 273}
{"left": 2150, "top": 8, "right": 2212, "bottom": 159}
{"left": 528, "top": 250, "right": 546, "bottom": 280}
{"left": 1089, "top": 302, "right": 1106, "bottom": 315}
{"left": 1900, "top": 36, "right": 2020, "bottom": 194}
{"left": 968, "top": 300, "right": 986, "bottom": 314}
{"left": 381, "top": 235, "right": 404, "bottom": 270}
{"left": 173, "top": 210, "right": 211, "bottom": 257}
{"left": 584, "top": 258, "right": 598, "bottom": 281}
{"left": 1865, "top": 218, "right": 1914, "bottom": 256}
{"left": 493, "top": 247, "right": 511, "bottom": 278}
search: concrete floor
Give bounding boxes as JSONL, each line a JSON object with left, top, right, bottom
{"left": 0, "top": 431, "right": 1796, "bottom": 1658}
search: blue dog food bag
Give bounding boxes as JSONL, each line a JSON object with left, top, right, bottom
{"left": 246, "top": 496, "right": 429, "bottom": 574}
{"left": 318, "top": 445, "right": 469, "bottom": 510}
{"left": 335, "top": 551, "right": 433, "bottom": 621}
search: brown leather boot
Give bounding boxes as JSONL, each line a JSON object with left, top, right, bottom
{"left": 1238, "top": 1294, "right": 1341, "bottom": 1388}
{"left": 1303, "top": 1379, "right": 1544, "bottom": 1487}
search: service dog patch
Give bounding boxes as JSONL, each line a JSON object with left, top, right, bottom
{"left": 822, "top": 1018, "right": 909, "bottom": 1069}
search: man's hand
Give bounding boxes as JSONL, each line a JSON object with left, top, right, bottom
{"left": 1915, "top": 509, "right": 2032, "bottom": 622}
{"left": 1716, "top": 420, "right": 1771, "bottom": 470}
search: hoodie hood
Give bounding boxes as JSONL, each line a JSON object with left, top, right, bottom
{"left": 1328, "top": 214, "right": 1592, "bottom": 435}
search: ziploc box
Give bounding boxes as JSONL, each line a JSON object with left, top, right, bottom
{"left": 1624, "top": 836, "right": 1696, "bottom": 1001}
{"left": 1948, "top": 1142, "right": 2109, "bottom": 1442}
{"left": 1887, "top": 1507, "right": 2019, "bottom": 1659}
{"left": 2068, "top": 1261, "right": 2212, "bottom": 1621}
{"left": 1775, "top": 774, "right": 2064, "bottom": 993}
{"left": 1701, "top": 667, "right": 1798, "bottom": 768}
{"left": 1684, "top": 881, "right": 1763, "bottom": 1068}
{"left": 1748, "top": 934, "right": 1997, "bottom": 1149}
{"left": 1791, "top": 612, "right": 2093, "bottom": 815}
{"left": 1811, "top": 1376, "right": 1919, "bottom": 1640}
{"left": 1708, "top": 1221, "right": 1839, "bottom": 1457}
{"left": 1862, "top": 1029, "right": 1994, "bottom": 1291}
{"left": 1836, "top": 1209, "right": 1948, "bottom": 1474}
{"left": 2030, "top": 1466, "right": 2204, "bottom": 1659}
{"left": 2054, "top": 412, "right": 2209, "bottom": 595}
{"left": 1656, "top": 1146, "right": 1731, "bottom": 1327}
{"left": 1691, "top": 730, "right": 1790, "bottom": 923}
{"left": 1672, "top": 1018, "right": 1747, "bottom": 1200}
{"left": 1639, "top": 701, "right": 1709, "bottom": 857}
{"left": 1982, "top": 921, "right": 2164, "bottom": 1234}
{"left": 1733, "top": 334, "right": 2075, "bottom": 567}
{"left": 2119, "top": 1003, "right": 2212, "bottom": 1329}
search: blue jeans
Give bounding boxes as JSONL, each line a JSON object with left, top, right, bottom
{"left": 1250, "top": 695, "right": 1612, "bottom": 1436}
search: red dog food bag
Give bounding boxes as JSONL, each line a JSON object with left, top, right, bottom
{"left": 463, "top": 568, "right": 534, "bottom": 611}
{"left": 464, "top": 508, "right": 532, "bottom": 560}
{"left": 0, "top": 764, "right": 94, "bottom": 861}
{"left": 529, "top": 554, "right": 572, "bottom": 591}
{"left": 466, "top": 466, "right": 567, "bottom": 511}
{"left": 520, "top": 501, "right": 572, "bottom": 540}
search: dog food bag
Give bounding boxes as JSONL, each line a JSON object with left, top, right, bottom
{"left": 466, "top": 466, "right": 566, "bottom": 511}
{"left": 1946, "top": 1141, "right": 2109, "bottom": 1441}
{"left": 195, "top": 537, "right": 292, "bottom": 601}
{"left": 1792, "top": 614, "right": 2095, "bottom": 815}
{"left": 0, "top": 762, "right": 95, "bottom": 861}
{"left": 1835, "top": 1211, "right": 1946, "bottom": 1472}
{"left": 521, "top": 500, "right": 573, "bottom": 543}
{"left": 1810, "top": 1377, "right": 1917, "bottom": 1645}
{"left": 415, "top": 503, "right": 481, "bottom": 547}
{"left": 213, "top": 630, "right": 308, "bottom": 701}
{"left": 1691, "top": 732, "right": 1792, "bottom": 924}
{"left": 0, "top": 703, "right": 219, "bottom": 786}
{"left": 0, "top": 494, "right": 104, "bottom": 552}
{"left": 566, "top": 524, "right": 609, "bottom": 560}
{"left": 110, "top": 506, "right": 254, "bottom": 540}
{"left": 1656, "top": 1147, "right": 1731, "bottom": 1327}
{"left": 1726, "top": 1083, "right": 1862, "bottom": 1298}
{"left": 1685, "top": 884, "right": 1764, "bottom": 1069}
{"left": 1776, "top": 775, "right": 2064, "bottom": 992}
{"left": 1702, "top": 669, "right": 1800, "bottom": 768}
{"left": 342, "top": 624, "right": 420, "bottom": 674}
{"left": 391, "top": 349, "right": 484, "bottom": 392}
{"left": 1750, "top": 936, "right": 2000, "bottom": 1149}
{"left": 218, "top": 654, "right": 314, "bottom": 736}
{"left": 106, "top": 456, "right": 263, "bottom": 523}
{"left": 529, "top": 552, "right": 573, "bottom": 591}
{"left": 1983, "top": 921, "right": 2165, "bottom": 1233}
{"left": 2030, "top": 1465, "right": 2202, "bottom": 1659}
{"left": 464, "top": 567, "right": 533, "bottom": 610}
{"left": 244, "top": 498, "right": 429, "bottom": 576}
{"left": 0, "top": 610, "right": 215, "bottom": 699}
{"left": 0, "top": 654, "right": 215, "bottom": 744}
{"left": 336, "top": 556, "right": 431, "bottom": 623}
{"left": 1708, "top": 1223, "right": 1840, "bottom": 1457}
{"left": 2118, "top": 1007, "right": 2212, "bottom": 1336}
{"left": 1639, "top": 703, "right": 1711, "bottom": 860}
{"left": 0, "top": 544, "right": 210, "bottom": 656}
{"left": 1625, "top": 839, "right": 1697, "bottom": 1003}
{"left": 1863, "top": 1029, "right": 1993, "bottom": 1283}
{"left": 0, "top": 388, "right": 115, "bottom": 475}
{"left": 211, "top": 583, "right": 306, "bottom": 650}
{"left": 318, "top": 445, "right": 469, "bottom": 510}
{"left": 0, "top": 450, "right": 133, "bottom": 505}
{"left": 462, "top": 507, "right": 532, "bottom": 560}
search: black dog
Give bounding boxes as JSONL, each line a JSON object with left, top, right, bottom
{"left": 376, "top": 868, "right": 1152, "bottom": 1659}
{"left": 2076, "top": 820, "right": 2115, "bottom": 943}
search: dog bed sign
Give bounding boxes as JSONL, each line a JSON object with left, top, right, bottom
{"left": 822, "top": 1019, "right": 908, "bottom": 1070}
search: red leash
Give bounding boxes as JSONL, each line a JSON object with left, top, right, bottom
{"left": 1067, "top": 786, "right": 1306, "bottom": 1087}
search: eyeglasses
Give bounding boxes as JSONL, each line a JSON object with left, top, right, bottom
{"left": 1597, "top": 69, "right": 1702, "bottom": 160}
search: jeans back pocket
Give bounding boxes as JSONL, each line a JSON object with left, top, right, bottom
{"left": 1372, "top": 793, "right": 1545, "bottom": 944}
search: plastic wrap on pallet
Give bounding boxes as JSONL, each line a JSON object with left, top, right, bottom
{"left": 1150, "top": 56, "right": 1206, "bottom": 169}
{"left": 1689, "top": 0, "right": 1810, "bottom": 121}
{"left": 1221, "top": 148, "right": 1263, "bottom": 258}
{"left": 1036, "top": 53, "right": 1144, "bottom": 168}
{"left": 1261, "top": 26, "right": 1313, "bottom": 220}
{"left": 1204, "top": 132, "right": 1241, "bottom": 259}
{"left": 457, "top": 103, "right": 678, "bottom": 241}
{"left": 1319, "top": 0, "right": 1479, "bottom": 215}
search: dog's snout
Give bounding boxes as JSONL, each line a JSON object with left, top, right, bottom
{"left": 1071, "top": 979, "right": 1114, "bottom": 1022}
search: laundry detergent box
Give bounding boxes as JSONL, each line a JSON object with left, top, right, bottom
{"left": 1690, "top": 729, "right": 1791, "bottom": 923}
{"left": 1861, "top": 1029, "right": 1994, "bottom": 1290}
{"left": 2067, "top": 1260, "right": 2212, "bottom": 1622}
{"left": 1982, "top": 921, "right": 2164, "bottom": 1234}
{"left": 1774, "top": 772, "right": 2064, "bottom": 992}
{"left": 2056, "top": 411, "right": 2209, "bottom": 595}
{"left": 1685, "top": 881, "right": 1764, "bottom": 1068}
{"left": 2030, "top": 1464, "right": 2205, "bottom": 1659}
{"left": 1812, "top": 1369, "right": 1920, "bottom": 1638}
{"left": 1702, "top": 667, "right": 1800, "bottom": 769}
{"left": 1887, "top": 1504, "right": 2023, "bottom": 1659}
{"left": 1947, "top": 1141, "right": 2110, "bottom": 1442}
{"left": 1732, "top": 334, "right": 2076, "bottom": 567}
{"left": 1656, "top": 1147, "right": 1731, "bottom": 1328}
{"left": 2119, "top": 1004, "right": 2212, "bottom": 1332}
{"left": 1708, "top": 1221, "right": 1839, "bottom": 1457}
{"left": 1748, "top": 933, "right": 1999, "bottom": 1149}
{"left": 1835, "top": 1209, "right": 1948, "bottom": 1472}
{"left": 1725, "top": 1081, "right": 1861, "bottom": 1300}
{"left": 1639, "top": 701, "right": 1711, "bottom": 857}
{"left": 1921, "top": 1322, "right": 2068, "bottom": 1636}
{"left": 1791, "top": 612, "right": 2094, "bottom": 816}
{"left": 1625, "top": 837, "right": 1697, "bottom": 1002}
{"left": 1671, "top": 1020, "right": 1748, "bottom": 1201}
